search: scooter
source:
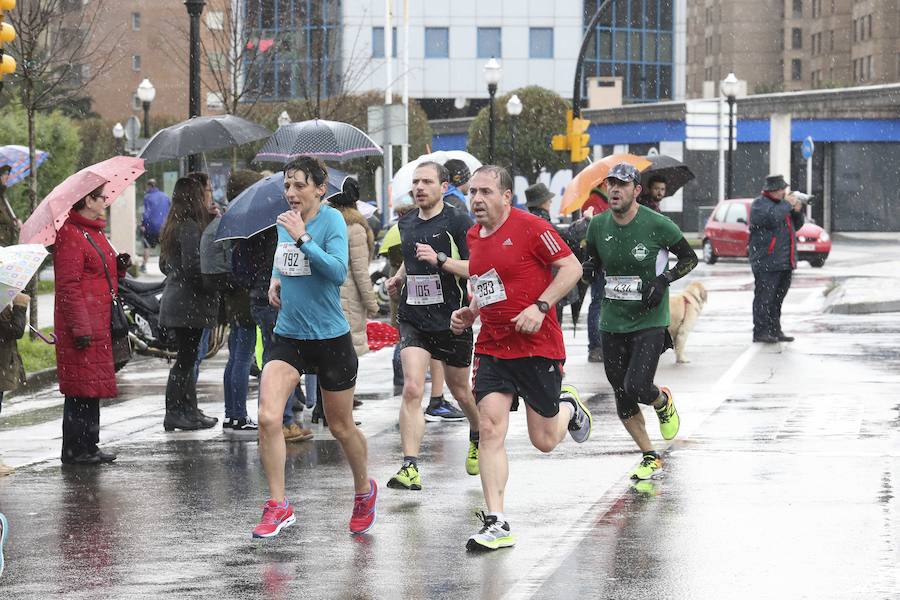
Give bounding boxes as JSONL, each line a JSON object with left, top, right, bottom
{"left": 117, "top": 277, "right": 225, "bottom": 360}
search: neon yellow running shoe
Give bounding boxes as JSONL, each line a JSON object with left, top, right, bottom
{"left": 387, "top": 463, "right": 421, "bottom": 490}
{"left": 466, "top": 512, "right": 515, "bottom": 551}
{"left": 466, "top": 441, "right": 479, "bottom": 476}
{"left": 655, "top": 387, "right": 680, "bottom": 440}
{"left": 629, "top": 454, "right": 663, "bottom": 480}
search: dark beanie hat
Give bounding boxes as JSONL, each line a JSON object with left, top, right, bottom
{"left": 0, "top": 165, "right": 11, "bottom": 176}
{"left": 330, "top": 177, "right": 360, "bottom": 207}
{"left": 227, "top": 169, "right": 263, "bottom": 202}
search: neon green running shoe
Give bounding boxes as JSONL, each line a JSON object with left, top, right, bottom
{"left": 387, "top": 463, "right": 421, "bottom": 490}
{"left": 655, "top": 387, "right": 680, "bottom": 440}
{"left": 560, "top": 384, "right": 592, "bottom": 443}
{"left": 466, "top": 512, "right": 516, "bottom": 551}
{"left": 629, "top": 454, "right": 663, "bottom": 480}
{"left": 466, "top": 441, "right": 479, "bottom": 476}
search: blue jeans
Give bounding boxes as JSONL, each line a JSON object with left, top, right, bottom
{"left": 251, "top": 303, "right": 295, "bottom": 425}
{"left": 193, "top": 328, "right": 211, "bottom": 384}
{"left": 588, "top": 272, "right": 606, "bottom": 351}
{"left": 224, "top": 325, "right": 256, "bottom": 419}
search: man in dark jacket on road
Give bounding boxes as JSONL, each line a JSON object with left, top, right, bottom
{"left": 140, "top": 179, "right": 171, "bottom": 273}
{"left": 748, "top": 174, "right": 804, "bottom": 343}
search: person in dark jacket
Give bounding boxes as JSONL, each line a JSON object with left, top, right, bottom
{"left": 748, "top": 174, "right": 804, "bottom": 343}
{"left": 55, "top": 184, "right": 129, "bottom": 465}
{"left": 0, "top": 165, "right": 21, "bottom": 248}
{"left": 442, "top": 159, "right": 470, "bottom": 212}
{"left": 158, "top": 177, "right": 219, "bottom": 431}
{"left": 140, "top": 179, "right": 171, "bottom": 272}
{"left": 0, "top": 291, "right": 28, "bottom": 476}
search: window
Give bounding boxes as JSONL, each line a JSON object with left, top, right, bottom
{"left": 477, "top": 27, "right": 501, "bottom": 59}
{"left": 867, "top": 15, "right": 872, "bottom": 39}
{"left": 792, "top": 28, "right": 802, "bottom": 49}
{"left": 424, "top": 27, "right": 449, "bottom": 58}
{"left": 132, "top": 94, "right": 141, "bottom": 111}
{"left": 791, "top": 58, "right": 802, "bottom": 80}
{"left": 792, "top": 0, "right": 802, "bottom": 18}
{"left": 372, "top": 26, "right": 397, "bottom": 58}
{"left": 208, "top": 52, "right": 226, "bottom": 70}
{"left": 206, "top": 11, "right": 224, "bottom": 31}
{"left": 132, "top": 55, "right": 141, "bottom": 71}
{"left": 724, "top": 203, "right": 747, "bottom": 224}
{"left": 830, "top": 30, "right": 834, "bottom": 51}
{"left": 713, "top": 203, "right": 729, "bottom": 222}
{"left": 867, "top": 55, "right": 873, "bottom": 80}
{"left": 131, "top": 12, "right": 140, "bottom": 31}
{"left": 529, "top": 27, "right": 553, "bottom": 58}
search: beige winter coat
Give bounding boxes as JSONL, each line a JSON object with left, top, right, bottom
{"left": 340, "top": 220, "right": 379, "bottom": 356}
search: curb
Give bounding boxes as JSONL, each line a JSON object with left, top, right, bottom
{"left": 12, "top": 367, "right": 58, "bottom": 398}
{"left": 823, "top": 277, "right": 900, "bottom": 314}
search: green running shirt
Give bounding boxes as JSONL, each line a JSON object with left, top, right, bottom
{"left": 586, "top": 205, "right": 685, "bottom": 333}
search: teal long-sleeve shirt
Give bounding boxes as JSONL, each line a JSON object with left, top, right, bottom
{"left": 272, "top": 204, "right": 350, "bottom": 341}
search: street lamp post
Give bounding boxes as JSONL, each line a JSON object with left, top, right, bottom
{"left": 137, "top": 78, "right": 156, "bottom": 139}
{"left": 277, "top": 111, "right": 291, "bottom": 128}
{"left": 185, "top": 0, "right": 206, "bottom": 173}
{"left": 112, "top": 122, "right": 125, "bottom": 155}
{"left": 721, "top": 72, "right": 739, "bottom": 200}
{"left": 506, "top": 94, "right": 522, "bottom": 189}
{"left": 483, "top": 58, "right": 502, "bottom": 164}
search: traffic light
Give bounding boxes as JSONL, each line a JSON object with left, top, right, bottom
{"left": 0, "top": 0, "right": 16, "bottom": 82}
{"left": 551, "top": 110, "right": 592, "bottom": 163}
{"left": 569, "top": 114, "right": 591, "bottom": 163}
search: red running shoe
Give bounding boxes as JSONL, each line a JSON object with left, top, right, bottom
{"left": 349, "top": 479, "right": 377, "bottom": 535}
{"left": 252, "top": 499, "right": 296, "bottom": 539}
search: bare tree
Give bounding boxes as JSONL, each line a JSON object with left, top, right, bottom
{"left": 6, "top": 0, "right": 120, "bottom": 331}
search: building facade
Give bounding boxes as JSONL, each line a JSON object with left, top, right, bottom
{"left": 80, "top": 1, "right": 683, "bottom": 122}
{"left": 687, "top": 0, "right": 900, "bottom": 97}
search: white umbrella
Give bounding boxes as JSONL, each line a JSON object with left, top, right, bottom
{"left": 0, "top": 244, "right": 48, "bottom": 309}
{"left": 356, "top": 201, "right": 376, "bottom": 219}
{"left": 389, "top": 150, "right": 482, "bottom": 204}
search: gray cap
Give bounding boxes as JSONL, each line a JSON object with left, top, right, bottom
{"left": 605, "top": 162, "right": 642, "bottom": 185}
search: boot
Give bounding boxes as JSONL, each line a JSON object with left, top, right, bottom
{"left": 163, "top": 373, "right": 203, "bottom": 432}
{"left": 311, "top": 395, "right": 326, "bottom": 427}
{"left": 186, "top": 386, "right": 217, "bottom": 429}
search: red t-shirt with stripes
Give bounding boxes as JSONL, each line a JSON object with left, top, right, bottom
{"left": 467, "top": 208, "right": 572, "bottom": 360}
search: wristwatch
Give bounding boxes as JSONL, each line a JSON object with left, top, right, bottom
{"left": 534, "top": 300, "right": 550, "bottom": 314}
{"left": 295, "top": 232, "right": 312, "bottom": 248}
{"left": 436, "top": 251, "right": 448, "bottom": 269}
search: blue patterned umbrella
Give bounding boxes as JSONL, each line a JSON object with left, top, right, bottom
{"left": 254, "top": 119, "right": 382, "bottom": 164}
{"left": 215, "top": 169, "right": 346, "bottom": 241}
{"left": 0, "top": 145, "right": 49, "bottom": 186}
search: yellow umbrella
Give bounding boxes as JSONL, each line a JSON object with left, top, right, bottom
{"left": 559, "top": 153, "right": 651, "bottom": 215}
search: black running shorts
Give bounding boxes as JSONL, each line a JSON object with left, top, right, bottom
{"left": 398, "top": 321, "right": 473, "bottom": 368}
{"left": 472, "top": 353, "right": 564, "bottom": 418}
{"left": 269, "top": 332, "right": 358, "bottom": 392}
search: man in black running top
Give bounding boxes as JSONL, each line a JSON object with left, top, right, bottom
{"left": 384, "top": 161, "right": 480, "bottom": 491}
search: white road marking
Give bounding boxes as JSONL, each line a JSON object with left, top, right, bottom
{"left": 504, "top": 342, "right": 762, "bottom": 600}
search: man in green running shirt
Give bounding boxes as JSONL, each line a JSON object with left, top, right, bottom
{"left": 585, "top": 163, "right": 698, "bottom": 480}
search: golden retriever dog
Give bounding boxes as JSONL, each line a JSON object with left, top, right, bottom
{"left": 668, "top": 280, "right": 708, "bottom": 364}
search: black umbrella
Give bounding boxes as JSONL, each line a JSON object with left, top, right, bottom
{"left": 254, "top": 119, "right": 383, "bottom": 164}
{"left": 641, "top": 154, "right": 695, "bottom": 194}
{"left": 138, "top": 115, "right": 272, "bottom": 163}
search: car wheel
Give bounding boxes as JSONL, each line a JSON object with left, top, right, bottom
{"left": 809, "top": 254, "right": 827, "bottom": 268}
{"left": 702, "top": 239, "right": 718, "bottom": 264}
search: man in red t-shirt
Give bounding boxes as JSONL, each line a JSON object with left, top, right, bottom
{"left": 450, "top": 165, "right": 593, "bottom": 552}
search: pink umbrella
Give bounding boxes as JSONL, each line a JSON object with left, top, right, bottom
{"left": 19, "top": 156, "right": 145, "bottom": 246}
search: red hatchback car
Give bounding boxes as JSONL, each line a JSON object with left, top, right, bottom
{"left": 702, "top": 198, "right": 832, "bottom": 267}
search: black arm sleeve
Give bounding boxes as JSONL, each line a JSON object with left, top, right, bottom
{"left": 662, "top": 237, "right": 698, "bottom": 284}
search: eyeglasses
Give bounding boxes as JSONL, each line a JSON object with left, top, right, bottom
{"left": 92, "top": 194, "right": 109, "bottom": 201}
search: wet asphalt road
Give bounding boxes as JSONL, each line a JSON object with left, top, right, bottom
{"left": 1, "top": 237, "right": 899, "bottom": 599}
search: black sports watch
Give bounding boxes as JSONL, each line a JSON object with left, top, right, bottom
{"left": 295, "top": 232, "right": 312, "bottom": 248}
{"left": 436, "top": 252, "right": 448, "bottom": 269}
{"left": 534, "top": 300, "right": 550, "bottom": 314}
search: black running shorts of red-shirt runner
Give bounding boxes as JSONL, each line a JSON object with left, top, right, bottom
{"left": 466, "top": 208, "right": 572, "bottom": 361}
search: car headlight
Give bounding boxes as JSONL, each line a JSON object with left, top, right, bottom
{"left": 819, "top": 231, "right": 830, "bottom": 241}
{"left": 797, "top": 236, "right": 807, "bottom": 242}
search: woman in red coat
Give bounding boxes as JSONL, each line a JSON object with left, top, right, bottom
{"left": 54, "top": 184, "right": 129, "bottom": 465}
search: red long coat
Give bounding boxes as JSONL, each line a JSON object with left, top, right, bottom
{"left": 54, "top": 210, "right": 123, "bottom": 399}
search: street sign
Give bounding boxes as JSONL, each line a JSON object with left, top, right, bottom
{"left": 801, "top": 136, "right": 815, "bottom": 160}
{"left": 124, "top": 116, "right": 141, "bottom": 142}
{"left": 685, "top": 100, "right": 735, "bottom": 151}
